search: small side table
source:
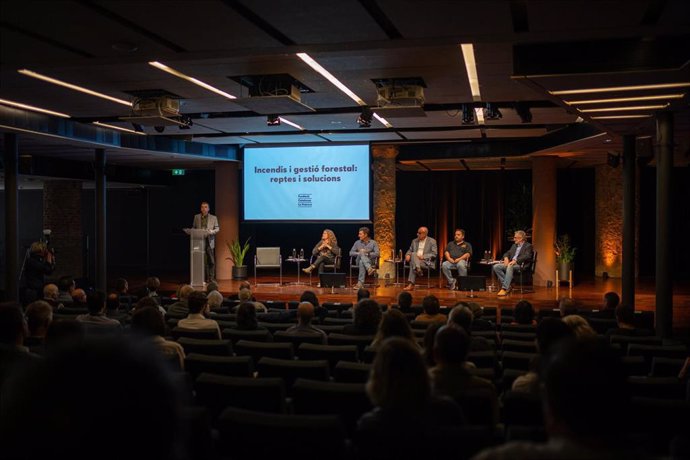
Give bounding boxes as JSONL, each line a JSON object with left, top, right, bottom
{"left": 285, "top": 257, "right": 308, "bottom": 285}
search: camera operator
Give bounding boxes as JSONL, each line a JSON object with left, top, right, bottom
{"left": 24, "top": 241, "right": 55, "bottom": 304}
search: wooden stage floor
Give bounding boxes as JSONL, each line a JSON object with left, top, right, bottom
{"left": 147, "top": 272, "right": 690, "bottom": 335}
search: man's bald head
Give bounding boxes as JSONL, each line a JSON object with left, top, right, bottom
{"left": 297, "top": 301, "right": 315, "bottom": 325}
{"left": 43, "top": 284, "right": 59, "bottom": 300}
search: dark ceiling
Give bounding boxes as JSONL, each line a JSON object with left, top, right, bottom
{"left": 0, "top": 0, "right": 689, "bottom": 173}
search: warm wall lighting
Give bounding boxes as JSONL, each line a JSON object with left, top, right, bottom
{"left": 93, "top": 121, "right": 147, "bottom": 135}
{"left": 18, "top": 69, "right": 132, "bottom": 106}
{"left": 148, "top": 61, "right": 237, "bottom": 100}
{"left": 0, "top": 97, "right": 71, "bottom": 118}
{"left": 550, "top": 82, "right": 690, "bottom": 96}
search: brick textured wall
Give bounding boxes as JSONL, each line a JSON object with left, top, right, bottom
{"left": 43, "top": 181, "right": 83, "bottom": 279}
{"left": 595, "top": 165, "right": 623, "bottom": 277}
{"left": 372, "top": 145, "right": 398, "bottom": 280}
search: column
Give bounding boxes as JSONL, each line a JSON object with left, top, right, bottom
{"left": 215, "top": 162, "right": 239, "bottom": 280}
{"left": 595, "top": 164, "right": 623, "bottom": 277}
{"left": 43, "top": 181, "right": 83, "bottom": 279}
{"left": 3, "top": 133, "right": 19, "bottom": 301}
{"left": 95, "top": 148, "right": 106, "bottom": 293}
{"left": 531, "top": 156, "right": 557, "bottom": 286}
{"left": 656, "top": 112, "right": 673, "bottom": 338}
{"left": 372, "top": 145, "right": 398, "bottom": 280}
{"left": 621, "top": 135, "right": 636, "bottom": 308}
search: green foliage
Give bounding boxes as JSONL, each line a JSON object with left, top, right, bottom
{"left": 226, "top": 237, "right": 251, "bottom": 267}
{"left": 554, "top": 234, "right": 576, "bottom": 264}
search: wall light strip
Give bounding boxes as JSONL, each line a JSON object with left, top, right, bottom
{"left": 148, "top": 61, "right": 237, "bottom": 100}
{"left": 591, "top": 115, "right": 652, "bottom": 120}
{"left": 0, "top": 97, "right": 71, "bottom": 118}
{"left": 551, "top": 82, "right": 690, "bottom": 96}
{"left": 278, "top": 117, "right": 305, "bottom": 130}
{"left": 93, "top": 121, "right": 147, "bottom": 135}
{"left": 460, "top": 44, "right": 481, "bottom": 101}
{"left": 566, "top": 93, "right": 685, "bottom": 105}
{"left": 296, "top": 53, "right": 366, "bottom": 106}
{"left": 17, "top": 69, "right": 132, "bottom": 106}
{"left": 580, "top": 104, "right": 668, "bottom": 113}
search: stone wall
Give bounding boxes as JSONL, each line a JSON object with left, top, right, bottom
{"left": 43, "top": 180, "right": 83, "bottom": 279}
{"left": 595, "top": 165, "right": 623, "bottom": 277}
{"left": 372, "top": 145, "right": 398, "bottom": 281}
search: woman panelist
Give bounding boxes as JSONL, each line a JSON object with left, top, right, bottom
{"left": 303, "top": 229, "right": 339, "bottom": 274}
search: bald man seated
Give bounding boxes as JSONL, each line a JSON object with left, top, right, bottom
{"left": 404, "top": 226, "right": 438, "bottom": 291}
{"left": 284, "top": 302, "right": 327, "bottom": 344}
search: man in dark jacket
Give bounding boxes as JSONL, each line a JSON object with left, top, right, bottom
{"left": 23, "top": 242, "right": 55, "bottom": 303}
{"left": 492, "top": 230, "right": 533, "bottom": 297}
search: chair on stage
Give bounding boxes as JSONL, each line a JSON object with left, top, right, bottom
{"left": 254, "top": 247, "right": 282, "bottom": 286}
{"left": 308, "top": 248, "right": 342, "bottom": 286}
{"left": 402, "top": 254, "right": 437, "bottom": 289}
{"left": 348, "top": 255, "right": 380, "bottom": 288}
{"left": 515, "top": 250, "right": 538, "bottom": 294}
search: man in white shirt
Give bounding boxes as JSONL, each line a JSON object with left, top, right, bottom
{"left": 404, "top": 227, "right": 438, "bottom": 291}
{"left": 177, "top": 291, "right": 222, "bottom": 339}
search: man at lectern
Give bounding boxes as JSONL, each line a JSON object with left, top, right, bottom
{"left": 193, "top": 201, "right": 220, "bottom": 283}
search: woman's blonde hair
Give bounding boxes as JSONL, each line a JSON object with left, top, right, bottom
{"left": 563, "top": 314, "right": 596, "bottom": 338}
{"left": 322, "top": 229, "right": 338, "bottom": 247}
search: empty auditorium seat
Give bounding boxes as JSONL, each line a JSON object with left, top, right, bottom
{"left": 650, "top": 357, "right": 686, "bottom": 377}
{"left": 501, "top": 339, "right": 538, "bottom": 354}
{"left": 327, "top": 333, "right": 375, "bottom": 355}
{"left": 333, "top": 361, "right": 371, "bottom": 383}
{"left": 627, "top": 376, "right": 687, "bottom": 400}
{"left": 501, "top": 351, "right": 536, "bottom": 371}
{"left": 172, "top": 327, "right": 220, "bottom": 341}
{"left": 222, "top": 328, "right": 272, "bottom": 344}
{"left": 177, "top": 337, "right": 232, "bottom": 356}
{"left": 297, "top": 343, "right": 358, "bottom": 368}
{"left": 194, "top": 373, "right": 286, "bottom": 417}
{"left": 273, "top": 330, "right": 326, "bottom": 347}
{"left": 256, "top": 357, "right": 330, "bottom": 388}
{"left": 185, "top": 354, "right": 253, "bottom": 380}
{"left": 234, "top": 340, "right": 294, "bottom": 361}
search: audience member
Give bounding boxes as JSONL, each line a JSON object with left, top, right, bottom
{"left": 76, "top": 291, "right": 121, "bottom": 328}
{"left": 513, "top": 300, "right": 537, "bottom": 326}
{"left": 356, "top": 337, "right": 465, "bottom": 458}
{"left": 44, "top": 319, "right": 85, "bottom": 354}
{"left": 24, "top": 300, "right": 53, "bottom": 349}
{"left": 207, "top": 290, "right": 224, "bottom": 310}
{"left": 71, "top": 288, "right": 88, "bottom": 309}
{"left": 0, "top": 302, "right": 40, "bottom": 387}
{"left": 235, "top": 287, "right": 267, "bottom": 313}
{"left": 177, "top": 291, "right": 221, "bottom": 339}
{"left": 468, "top": 301, "right": 495, "bottom": 331}
{"left": 167, "top": 285, "right": 194, "bottom": 317}
{"left": 22, "top": 241, "right": 55, "bottom": 303}
{"left": 605, "top": 304, "right": 652, "bottom": 337}
{"left": 563, "top": 314, "right": 596, "bottom": 339}
{"left": 430, "top": 326, "right": 498, "bottom": 425}
{"left": 284, "top": 302, "right": 327, "bottom": 344}
{"left": 447, "top": 304, "right": 494, "bottom": 351}
{"left": 227, "top": 281, "right": 255, "bottom": 301}
{"left": 343, "top": 299, "right": 382, "bottom": 335}
{"left": 357, "top": 288, "right": 371, "bottom": 303}
{"left": 371, "top": 308, "right": 417, "bottom": 347}
{"left": 601, "top": 291, "right": 620, "bottom": 319}
{"left": 0, "top": 336, "right": 185, "bottom": 460}
{"left": 106, "top": 292, "right": 128, "bottom": 322}
{"left": 57, "top": 275, "right": 76, "bottom": 305}
{"left": 512, "top": 318, "right": 574, "bottom": 394}
{"left": 145, "top": 276, "right": 162, "bottom": 305}
{"left": 299, "top": 290, "right": 326, "bottom": 320}
{"left": 396, "top": 290, "right": 413, "bottom": 311}
{"left": 205, "top": 281, "right": 219, "bottom": 294}
{"left": 415, "top": 295, "right": 447, "bottom": 323}
{"left": 558, "top": 297, "right": 578, "bottom": 318}
{"left": 422, "top": 322, "right": 444, "bottom": 367}
{"left": 233, "top": 302, "right": 267, "bottom": 331}
{"left": 131, "top": 306, "right": 185, "bottom": 370}
{"left": 42, "top": 283, "right": 63, "bottom": 310}
{"left": 472, "top": 338, "right": 633, "bottom": 460}
{"left": 115, "top": 277, "right": 135, "bottom": 311}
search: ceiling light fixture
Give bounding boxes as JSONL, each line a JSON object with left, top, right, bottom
{"left": 460, "top": 44, "right": 481, "bottom": 101}
{"left": 278, "top": 117, "right": 304, "bottom": 130}
{"left": 267, "top": 115, "right": 281, "bottom": 126}
{"left": 580, "top": 104, "right": 669, "bottom": 113}
{"left": 17, "top": 69, "right": 132, "bottom": 106}
{"left": 565, "top": 93, "right": 685, "bottom": 105}
{"left": 0, "top": 97, "right": 71, "bottom": 118}
{"left": 148, "top": 61, "right": 237, "bottom": 100}
{"left": 550, "top": 82, "right": 690, "bottom": 96}
{"left": 590, "top": 114, "right": 652, "bottom": 120}
{"left": 93, "top": 121, "right": 146, "bottom": 135}
{"left": 515, "top": 101, "right": 533, "bottom": 123}
{"left": 357, "top": 107, "right": 373, "bottom": 128}
{"left": 484, "top": 102, "right": 502, "bottom": 120}
{"left": 461, "top": 104, "right": 475, "bottom": 124}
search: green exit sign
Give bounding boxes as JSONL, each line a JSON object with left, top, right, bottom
{"left": 171, "top": 169, "right": 186, "bottom": 176}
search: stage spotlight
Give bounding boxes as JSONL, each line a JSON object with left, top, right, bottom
{"left": 607, "top": 151, "right": 620, "bottom": 168}
{"left": 178, "top": 115, "right": 193, "bottom": 129}
{"left": 357, "top": 107, "right": 373, "bottom": 128}
{"left": 515, "top": 102, "right": 532, "bottom": 123}
{"left": 484, "top": 103, "right": 502, "bottom": 120}
{"left": 267, "top": 115, "right": 281, "bottom": 126}
{"left": 461, "top": 104, "right": 475, "bottom": 124}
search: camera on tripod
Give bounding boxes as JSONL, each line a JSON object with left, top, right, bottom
{"left": 41, "top": 229, "right": 55, "bottom": 255}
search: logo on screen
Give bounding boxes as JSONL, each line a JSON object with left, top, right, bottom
{"left": 298, "top": 193, "right": 312, "bottom": 208}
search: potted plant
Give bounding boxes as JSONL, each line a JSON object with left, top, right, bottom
{"left": 226, "top": 237, "right": 251, "bottom": 280}
{"left": 554, "top": 234, "right": 576, "bottom": 282}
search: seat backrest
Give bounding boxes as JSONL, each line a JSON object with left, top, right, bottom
{"left": 185, "top": 354, "right": 254, "bottom": 379}
{"left": 194, "top": 373, "right": 286, "bottom": 416}
{"left": 333, "top": 361, "right": 372, "bottom": 383}
{"left": 223, "top": 328, "right": 272, "bottom": 344}
{"left": 235, "top": 340, "right": 294, "bottom": 360}
{"left": 177, "top": 337, "right": 233, "bottom": 356}
{"left": 530, "top": 250, "right": 538, "bottom": 273}
{"left": 257, "top": 357, "right": 330, "bottom": 387}
{"left": 297, "top": 343, "right": 359, "bottom": 368}
{"left": 273, "top": 331, "right": 325, "bottom": 346}
{"left": 256, "top": 247, "right": 281, "bottom": 266}
{"left": 172, "top": 327, "right": 220, "bottom": 341}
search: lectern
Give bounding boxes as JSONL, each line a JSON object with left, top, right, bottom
{"left": 185, "top": 228, "right": 208, "bottom": 289}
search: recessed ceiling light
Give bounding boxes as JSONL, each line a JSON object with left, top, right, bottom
{"left": 17, "top": 69, "right": 132, "bottom": 106}
{"left": 148, "top": 61, "right": 237, "bottom": 100}
{"left": 565, "top": 93, "right": 685, "bottom": 105}
{"left": 580, "top": 104, "right": 668, "bottom": 113}
{"left": 278, "top": 117, "right": 305, "bottom": 130}
{"left": 0, "top": 97, "right": 70, "bottom": 118}
{"left": 550, "top": 82, "right": 690, "bottom": 96}
{"left": 460, "top": 44, "right": 481, "bottom": 101}
{"left": 590, "top": 114, "right": 652, "bottom": 120}
{"left": 92, "top": 121, "right": 147, "bottom": 135}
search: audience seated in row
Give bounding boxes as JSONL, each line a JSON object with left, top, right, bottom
{"left": 75, "top": 292, "right": 121, "bottom": 328}
{"left": 284, "top": 302, "right": 327, "bottom": 344}
{"left": 447, "top": 303, "right": 494, "bottom": 352}
{"left": 177, "top": 291, "right": 222, "bottom": 339}
{"left": 563, "top": 314, "right": 596, "bottom": 339}
{"left": 371, "top": 308, "right": 418, "bottom": 348}
{"left": 131, "top": 306, "right": 186, "bottom": 370}
{"left": 605, "top": 304, "right": 652, "bottom": 337}
{"left": 0, "top": 303, "right": 41, "bottom": 388}
{"left": 57, "top": 275, "right": 76, "bottom": 305}
{"left": 42, "top": 283, "right": 62, "bottom": 310}
{"left": 513, "top": 300, "right": 537, "bottom": 326}
{"left": 24, "top": 300, "right": 53, "bottom": 349}
{"left": 415, "top": 295, "right": 447, "bottom": 323}
{"left": 168, "top": 284, "right": 194, "bottom": 317}
{"left": 344, "top": 299, "right": 381, "bottom": 335}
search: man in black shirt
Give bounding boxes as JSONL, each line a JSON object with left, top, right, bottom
{"left": 441, "top": 229, "right": 473, "bottom": 290}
